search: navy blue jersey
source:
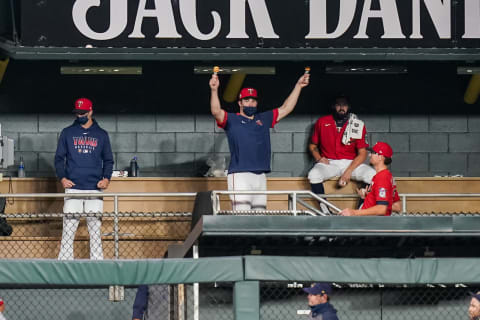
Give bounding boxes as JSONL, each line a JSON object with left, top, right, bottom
{"left": 218, "top": 109, "right": 278, "bottom": 174}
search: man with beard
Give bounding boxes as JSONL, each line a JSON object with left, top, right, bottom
{"left": 469, "top": 291, "right": 480, "bottom": 320}
{"left": 308, "top": 96, "right": 375, "bottom": 213}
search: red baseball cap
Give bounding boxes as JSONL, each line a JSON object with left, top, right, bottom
{"left": 73, "top": 98, "right": 93, "bottom": 114}
{"left": 370, "top": 141, "right": 393, "bottom": 158}
{"left": 238, "top": 88, "right": 258, "bottom": 100}
{"left": 0, "top": 298, "right": 3, "bottom": 306}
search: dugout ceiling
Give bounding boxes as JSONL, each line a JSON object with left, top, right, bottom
{"left": 1, "top": 0, "right": 480, "bottom": 61}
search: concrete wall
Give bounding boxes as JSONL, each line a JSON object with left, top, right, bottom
{"left": 1, "top": 113, "right": 479, "bottom": 178}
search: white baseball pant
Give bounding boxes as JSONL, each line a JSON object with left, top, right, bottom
{"left": 58, "top": 189, "right": 103, "bottom": 260}
{"left": 308, "top": 159, "right": 375, "bottom": 184}
{"left": 227, "top": 172, "right": 267, "bottom": 211}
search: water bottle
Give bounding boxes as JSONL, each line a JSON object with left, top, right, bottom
{"left": 129, "top": 156, "right": 139, "bottom": 177}
{"left": 18, "top": 156, "right": 25, "bottom": 178}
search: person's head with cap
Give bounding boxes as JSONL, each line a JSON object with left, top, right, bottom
{"left": 238, "top": 87, "right": 258, "bottom": 117}
{"left": 469, "top": 291, "right": 480, "bottom": 320}
{"left": 303, "top": 283, "right": 332, "bottom": 306}
{"left": 368, "top": 141, "right": 393, "bottom": 166}
{"left": 72, "top": 98, "right": 93, "bottom": 126}
{"left": 0, "top": 298, "right": 4, "bottom": 313}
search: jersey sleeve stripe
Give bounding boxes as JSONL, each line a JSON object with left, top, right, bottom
{"left": 216, "top": 111, "right": 228, "bottom": 128}
{"left": 271, "top": 109, "right": 279, "bottom": 128}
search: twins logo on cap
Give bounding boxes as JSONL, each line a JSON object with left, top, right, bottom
{"left": 239, "top": 88, "right": 258, "bottom": 100}
{"left": 73, "top": 98, "right": 93, "bottom": 113}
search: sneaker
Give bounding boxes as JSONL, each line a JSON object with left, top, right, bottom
{"left": 319, "top": 203, "right": 331, "bottom": 214}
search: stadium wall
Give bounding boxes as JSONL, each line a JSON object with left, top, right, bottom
{"left": 0, "top": 60, "right": 479, "bottom": 177}
{"left": 0, "top": 113, "right": 479, "bottom": 177}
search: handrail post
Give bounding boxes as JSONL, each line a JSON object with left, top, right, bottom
{"left": 402, "top": 195, "right": 407, "bottom": 214}
{"left": 211, "top": 191, "right": 218, "bottom": 215}
{"left": 114, "top": 195, "right": 119, "bottom": 260}
{"left": 292, "top": 192, "right": 297, "bottom": 216}
{"left": 193, "top": 244, "right": 199, "bottom": 320}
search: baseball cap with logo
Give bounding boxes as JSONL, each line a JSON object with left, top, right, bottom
{"left": 238, "top": 88, "right": 258, "bottom": 100}
{"left": 302, "top": 283, "right": 332, "bottom": 295}
{"left": 368, "top": 141, "right": 393, "bottom": 158}
{"left": 73, "top": 98, "right": 93, "bottom": 114}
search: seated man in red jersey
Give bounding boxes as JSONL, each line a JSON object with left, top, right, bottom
{"left": 340, "top": 142, "right": 395, "bottom": 216}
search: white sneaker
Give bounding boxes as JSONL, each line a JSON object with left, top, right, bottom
{"left": 320, "top": 203, "right": 331, "bottom": 214}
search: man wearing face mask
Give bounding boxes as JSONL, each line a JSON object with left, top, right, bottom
{"left": 308, "top": 96, "right": 375, "bottom": 214}
{"left": 54, "top": 98, "right": 114, "bottom": 260}
{"left": 210, "top": 73, "right": 310, "bottom": 211}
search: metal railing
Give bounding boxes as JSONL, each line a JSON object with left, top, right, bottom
{"left": 0, "top": 192, "right": 196, "bottom": 259}
{"left": 211, "top": 190, "right": 480, "bottom": 215}
{"left": 211, "top": 190, "right": 341, "bottom": 216}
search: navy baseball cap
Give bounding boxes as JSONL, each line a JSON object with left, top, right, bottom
{"left": 470, "top": 291, "right": 480, "bottom": 301}
{"left": 303, "top": 283, "right": 332, "bottom": 295}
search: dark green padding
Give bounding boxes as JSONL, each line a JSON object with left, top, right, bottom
{"left": 0, "top": 257, "right": 243, "bottom": 285}
{"left": 244, "top": 256, "right": 480, "bottom": 284}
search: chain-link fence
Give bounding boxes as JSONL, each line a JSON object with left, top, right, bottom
{"left": 0, "top": 212, "right": 191, "bottom": 259}
{"left": 260, "top": 282, "right": 480, "bottom": 320}
{"left": 0, "top": 282, "right": 234, "bottom": 320}
{"left": 0, "top": 282, "right": 478, "bottom": 319}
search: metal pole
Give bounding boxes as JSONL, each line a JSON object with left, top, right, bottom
{"left": 292, "top": 192, "right": 297, "bottom": 216}
{"left": 8, "top": 0, "right": 19, "bottom": 44}
{"left": 296, "top": 198, "right": 322, "bottom": 216}
{"left": 211, "top": 191, "right": 218, "bottom": 215}
{"left": 114, "top": 195, "right": 119, "bottom": 260}
{"left": 193, "top": 244, "right": 199, "bottom": 320}
{"left": 402, "top": 195, "right": 407, "bottom": 214}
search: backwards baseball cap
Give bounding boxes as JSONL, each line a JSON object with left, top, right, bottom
{"left": 239, "top": 88, "right": 258, "bottom": 100}
{"left": 303, "top": 283, "right": 332, "bottom": 296}
{"left": 368, "top": 141, "right": 393, "bottom": 158}
{"left": 73, "top": 98, "right": 93, "bottom": 114}
{"left": 470, "top": 291, "right": 480, "bottom": 302}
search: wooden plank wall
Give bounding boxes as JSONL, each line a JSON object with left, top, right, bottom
{"left": 1, "top": 177, "right": 480, "bottom": 214}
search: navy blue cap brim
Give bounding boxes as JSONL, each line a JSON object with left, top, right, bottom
{"left": 303, "top": 287, "right": 315, "bottom": 294}
{"left": 470, "top": 292, "right": 480, "bottom": 301}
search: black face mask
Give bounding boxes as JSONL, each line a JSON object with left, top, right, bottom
{"left": 243, "top": 107, "right": 257, "bottom": 116}
{"left": 76, "top": 115, "right": 89, "bottom": 125}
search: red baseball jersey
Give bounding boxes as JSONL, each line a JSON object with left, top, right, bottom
{"left": 363, "top": 169, "right": 394, "bottom": 216}
{"left": 311, "top": 115, "right": 369, "bottom": 160}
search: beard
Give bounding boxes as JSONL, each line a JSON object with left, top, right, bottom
{"left": 333, "top": 110, "right": 349, "bottom": 121}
